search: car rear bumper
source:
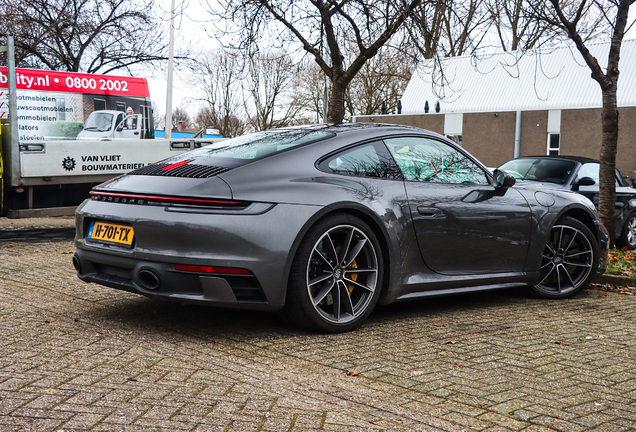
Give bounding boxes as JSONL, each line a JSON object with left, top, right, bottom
{"left": 74, "top": 247, "right": 274, "bottom": 310}
{"left": 74, "top": 198, "right": 324, "bottom": 309}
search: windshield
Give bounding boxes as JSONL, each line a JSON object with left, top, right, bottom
{"left": 84, "top": 112, "right": 113, "bottom": 132}
{"left": 499, "top": 158, "right": 575, "bottom": 185}
{"left": 193, "top": 129, "right": 333, "bottom": 160}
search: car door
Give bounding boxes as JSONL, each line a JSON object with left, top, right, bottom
{"left": 114, "top": 115, "right": 141, "bottom": 140}
{"left": 384, "top": 136, "right": 533, "bottom": 275}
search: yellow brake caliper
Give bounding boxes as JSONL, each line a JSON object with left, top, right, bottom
{"left": 347, "top": 260, "right": 358, "bottom": 294}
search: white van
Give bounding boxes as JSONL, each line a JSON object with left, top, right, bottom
{"left": 77, "top": 110, "right": 144, "bottom": 140}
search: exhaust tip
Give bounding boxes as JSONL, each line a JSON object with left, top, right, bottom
{"left": 72, "top": 255, "right": 82, "bottom": 273}
{"left": 138, "top": 269, "right": 161, "bottom": 290}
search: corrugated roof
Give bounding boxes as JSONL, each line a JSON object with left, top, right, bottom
{"left": 402, "top": 39, "right": 636, "bottom": 114}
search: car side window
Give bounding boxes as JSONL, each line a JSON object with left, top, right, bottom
{"left": 318, "top": 141, "right": 402, "bottom": 180}
{"left": 577, "top": 162, "right": 622, "bottom": 187}
{"left": 384, "top": 137, "right": 489, "bottom": 185}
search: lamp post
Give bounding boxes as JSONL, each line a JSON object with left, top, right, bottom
{"left": 164, "top": 0, "right": 176, "bottom": 139}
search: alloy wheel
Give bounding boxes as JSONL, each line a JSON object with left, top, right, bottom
{"left": 626, "top": 217, "right": 636, "bottom": 249}
{"left": 306, "top": 224, "right": 378, "bottom": 324}
{"left": 535, "top": 224, "right": 594, "bottom": 296}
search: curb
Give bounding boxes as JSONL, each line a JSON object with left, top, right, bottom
{"left": 0, "top": 227, "right": 76, "bottom": 241}
{"left": 593, "top": 273, "right": 635, "bottom": 287}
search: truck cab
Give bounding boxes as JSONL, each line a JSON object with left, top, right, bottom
{"left": 77, "top": 110, "right": 143, "bottom": 140}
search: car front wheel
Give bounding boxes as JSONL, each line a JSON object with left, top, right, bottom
{"left": 282, "top": 214, "right": 383, "bottom": 333}
{"left": 532, "top": 216, "right": 598, "bottom": 299}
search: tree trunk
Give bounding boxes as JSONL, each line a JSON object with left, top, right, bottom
{"left": 327, "top": 79, "right": 347, "bottom": 123}
{"left": 599, "top": 87, "right": 619, "bottom": 246}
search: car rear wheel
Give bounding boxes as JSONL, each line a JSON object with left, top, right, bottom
{"left": 282, "top": 214, "right": 383, "bottom": 333}
{"left": 532, "top": 216, "right": 598, "bottom": 299}
{"left": 619, "top": 213, "right": 636, "bottom": 250}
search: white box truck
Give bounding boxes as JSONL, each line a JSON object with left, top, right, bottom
{"left": 0, "top": 39, "right": 221, "bottom": 217}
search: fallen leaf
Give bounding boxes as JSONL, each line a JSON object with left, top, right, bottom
{"left": 434, "top": 323, "right": 446, "bottom": 327}
{"left": 449, "top": 392, "right": 457, "bottom": 396}
{"left": 411, "top": 370, "right": 424, "bottom": 376}
{"left": 453, "top": 364, "right": 463, "bottom": 368}
{"left": 478, "top": 402, "right": 487, "bottom": 407}
{"left": 444, "top": 340, "right": 458, "bottom": 345}
{"left": 436, "top": 351, "right": 448, "bottom": 356}
{"left": 555, "top": 341, "right": 572, "bottom": 346}
{"left": 598, "top": 292, "right": 607, "bottom": 297}
{"left": 346, "top": 369, "right": 359, "bottom": 377}
{"left": 126, "top": 377, "right": 137, "bottom": 382}
{"left": 61, "top": 251, "right": 73, "bottom": 254}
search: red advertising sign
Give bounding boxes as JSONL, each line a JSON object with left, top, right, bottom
{"left": 0, "top": 67, "right": 150, "bottom": 98}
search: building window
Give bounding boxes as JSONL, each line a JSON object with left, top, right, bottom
{"left": 94, "top": 98, "right": 106, "bottom": 111}
{"left": 116, "top": 102, "right": 126, "bottom": 112}
{"left": 547, "top": 133, "right": 560, "bottom": 156}
{"left": 55, "top": 98, "right": 66, "bottom": 121}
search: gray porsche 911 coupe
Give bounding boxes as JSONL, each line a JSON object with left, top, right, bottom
{"left": 73, "top": 124, "right": 609, "bottom": 333}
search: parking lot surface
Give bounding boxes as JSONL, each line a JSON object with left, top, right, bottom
{"left": 2, "top": 238, "right": 636, "bottom": 431}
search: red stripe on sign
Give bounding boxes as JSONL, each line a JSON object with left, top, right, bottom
{"left": 160, "top": 160, "right": 191, "bottom": 171}
{"left": 0, "top": 67, "right": 150, "bottom": 98}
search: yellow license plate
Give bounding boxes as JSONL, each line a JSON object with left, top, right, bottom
{"left": 88, "top": 221, "right": 134, "bottom": 246}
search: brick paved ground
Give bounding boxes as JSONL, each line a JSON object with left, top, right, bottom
{"left": 1, "top": 239, "right": 636, "bottom": 431}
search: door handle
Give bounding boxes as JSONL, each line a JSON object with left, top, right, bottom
{"left": 417, "top": 207, "right": 443, "bottom": 217}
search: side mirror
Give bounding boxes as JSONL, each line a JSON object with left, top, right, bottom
{"left": 494, "top": 169, "right": 516, "bottom": 189}
{"left": 571, "top": 176, "right": 595, "bottom": 191}
{"left": 577, "top": 176, "right": 596, "bottom": 186}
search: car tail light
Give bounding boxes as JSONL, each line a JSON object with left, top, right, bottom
{"left": 173, "top": 264, "right": 253, "bottom": 275}
{"left": 90, "top": 191, "right": 243, "bottom": 207}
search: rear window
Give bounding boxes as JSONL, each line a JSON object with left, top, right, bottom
{"left": 195, "top": 129, "right": 333, "bottom": 160}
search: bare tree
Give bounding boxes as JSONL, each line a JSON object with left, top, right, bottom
{"left": 172, "top": 106, "right": 191, "bottom": 129}
{"left": 406, "top": 0, "right": 492, "bottom": 60}
{"left": 345, "top": 46, "right": 413, "bottom": 117}
{"left": 189, "top": 49, "right": 246, "bottom": 138}
{"left": 0, "top": 0, "right": 171, "bottom": 74}
{"left": 296, "top": 62, "right": 328, "bottom": 123}
{"left": 536, "top": 0, "right": 635, "bottom": 245}
{"left": 487, "top": 0, "right": 555, "bottom": 51}
{"left": 193, "top": 106, "right": 214, "bottom": 131}
{"left": 244, "top": 52, "right": 304, "bottom": 131}
{"left": 211, "top": 0, "right": 421, "bottom": 123}
{"left": 152, "top": 101, "right": 164, "bottom": 130}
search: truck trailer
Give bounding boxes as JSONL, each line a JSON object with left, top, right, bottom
{"left": 0, "top": 38, "right": 220, "bottom": 217}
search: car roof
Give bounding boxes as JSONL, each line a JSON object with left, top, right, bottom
{"left": 514, "top": 155, "right": 599, "bottom": 164}
{"left": 278, "top": 122, "right": 424, "bottom": 134}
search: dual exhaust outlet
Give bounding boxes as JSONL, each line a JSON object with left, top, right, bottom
{"left": 72, "top": 254, "right": 161, "bottom": 291}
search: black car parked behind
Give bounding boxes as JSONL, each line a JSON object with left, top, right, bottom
{"left": 499, "top": 156, "right": 636, "bottom": 249}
